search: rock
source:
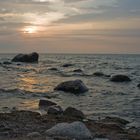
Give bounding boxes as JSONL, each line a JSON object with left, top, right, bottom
{"left": 102, "top": 116, "right": 129, "bottom": 125}
{"left": 48, "top": 105, "right": 63, "bottom": 115}
{"left": 48, "top": 68, "right": 58, "bottom": 71}
{"left": 137, "top": 84, "right": 140, "bottom": 88}
{"left": 110, "top": 75, "right": 131, "bottom": 82}
{"left": 45, "top": 121, "right": 93, "bottom": 140}
{"left": 54, "top": 79, "right": 88, "bottom": 94}
{"left": 12, "top": 52, "right": 39, "bottom": 63}
{"left": 93, "top": 72, "right": 104, "bottom": 77}
{"left": 3, "top": 61, "right": 12, "bottom": 65}
{"left": 64, "top": 107, "right": 85, "bottom": 119}
{"left": 73, "top": 69, "right": 83, "bottom": 73}
{"left": 27, "top": 132, "right": 41, "bottom": 138}
{"left": 62, "top": 64, "right": 73, "bottom": 67}
{"left": 39, "top": 99, "right": 57, "bottom": 107}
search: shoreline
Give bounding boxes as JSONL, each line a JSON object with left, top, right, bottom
{"left": 0, "top": 104, "right": 140, "bottom": 140}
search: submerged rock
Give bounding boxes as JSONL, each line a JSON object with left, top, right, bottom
{"left": 137, "top": 84, "right": 140, "bottom": 88}
{"left": 45, "top": 121, "right": 93, "bottom": 140}
{"left": 12, "top": 52, "right": 39, "bottom": 63}
{"left": 62, "top": 64, "right": 73, "bottom": 67}
{"left": 48, "top": 67, "right": 58, "bottom": 71}
{"left": 110, "top": 74, "right": 131, "bottom": 82}
{"left": 73, "top": 69, "right": 83, "bottom": 73}
{"left": 93, "top": 72, "right": 104, "bottom": 77}
{"left": 54, "top": 79, "right": 88, "bottom": 94}
{"left": 64, "top": 107, "right": 85, "bottom": 119}
{"left": 3, "top": 61, "right": 12, "bottom": 65}
{"left": 39, "top": 99, "right": 57, "bottom": 107}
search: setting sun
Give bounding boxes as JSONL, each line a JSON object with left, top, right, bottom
{"left": 23, "top": 26, "right": 38, "bottom": 34}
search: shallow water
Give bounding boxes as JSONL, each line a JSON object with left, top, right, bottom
{"left": 0, "top": 54, "right": 140, "bottom": 126}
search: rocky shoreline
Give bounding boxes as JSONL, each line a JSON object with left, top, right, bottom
{"left": 0, "top": 54, "right": 140, "bottom": 140}
{"left": 0, "top": 99, "right": 140, "bottom": 140}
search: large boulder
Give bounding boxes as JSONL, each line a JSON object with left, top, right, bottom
{"left": 54, "top": 80, "right": 88, "bottom": 94}
{"left": 12, "top": 52, "right": 39, "bottom": 63}
{"left": 110, "top": 75, "right": 131, "bottom": 82}
{"left": 137, "top": 84, "right": 140, "bottom": 88}
{"left": 45, "top": 121, "right": 93, "bottom": 140}
{"left": 63, "top": 107, "right": 85, "bottom": 119}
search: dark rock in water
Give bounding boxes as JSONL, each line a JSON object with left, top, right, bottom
{"left": 39, "top": 99, "right": 57, "bottom": 107}
{"left": 48, "top": 67, "right": 58, "bottom": 71}
{"left": 110, "top": 75, "right": 131, "bottom": 82}
{"left": 73, "top": 69, "right": 83, "bottom": 73}
{"left": 45, "top": 121, "right": 93, "bottom": 140}
{"left": 137, "top": 84, "right": 140, "bottom": 88}
{"left": 48, "top": 105, "right": 63, "bottom": 115}
{"left": 3, "top": 61, "right": 12, "bottom": 65}
{"left": 64, "top": 107, "right": 85, "bottom": 119}
{"left": 54, "top": 79, "right": 88, "bottom": 94}
{"left": 12, "top": 52, "right": 39, "bottom": 63}
{"left": 93, "top": 72, "right": 104, "bottom": 77}
{"left": 62, "top": 64, "right": 73, "bottom": 67}
{"left": 93, "top": 72, "right": 110, "bottom": 78}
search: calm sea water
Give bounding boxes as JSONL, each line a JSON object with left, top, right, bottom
{"left": 0, "top": 54, "right": 140, "bottom": 126}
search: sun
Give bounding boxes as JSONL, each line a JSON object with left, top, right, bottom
{"left": 23, "top": 26, "right": 38, "bottom": 34}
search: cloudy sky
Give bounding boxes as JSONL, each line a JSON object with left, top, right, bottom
{"left": 0, "top": 0, "right": 140, "bottom": 53}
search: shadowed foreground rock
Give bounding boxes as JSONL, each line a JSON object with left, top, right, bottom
{"left": 12, "top": 52, "right": 39, "bottom": 63}
{"left": 64, "top": 107, "right": 85, "bottom": 119}
{"left": 54, "top": 79, "right": 88, "bottom": 94}
{"left": 0, "top": 110, "right": 140, "bottom": 140}
{"left": 45, "top": 121, "right": 93, "bottom": 140}
{"left": 110, "top": 74, "right": 131, "bottom": 82}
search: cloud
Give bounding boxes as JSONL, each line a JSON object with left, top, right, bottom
{"left": 0, "top": 0, "right": 140, "bottom": 53}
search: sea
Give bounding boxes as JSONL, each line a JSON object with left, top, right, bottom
{"left": 0, "top": 54, "right": 140, "bottom": 127}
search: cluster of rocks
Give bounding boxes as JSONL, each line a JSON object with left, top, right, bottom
{"left": 39, "top": 99, "right": 85, "bottom": 119}
{"left": 0, "top": 100, "right": 140, "bottom": 140}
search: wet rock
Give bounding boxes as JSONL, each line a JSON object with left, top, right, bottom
{"left": 54, "top": 79, "right": 88, "bottom": 94}
{"left": 62, "top": 64, "right": 73, "bottom": 67}
{"left": 73, "top": 69, "right": 83, "bottom": 73}
{"left": 39, "top": 99, "right": 57, "bottom": 107}
{"left": 93, "top": 72, "right": 104, "bottom": 77}
{"left": 137, "top": 84, "right": 140, "bottom": 88}
{"left": 102, "top": 116, "right": 129, "bottom": 125}
{"left": 45, "top": 121, "right": 93, "bottom": 140}
{"left": 48, "top": 68, "right": 58, "bottom": 71}
{"left": 110, "top": 75, "right": 131, "bottom": 82}
{"left": 12, "top": 52, "right": 39, "bottom": 63}
{"left": 63, "top": 107, "right": 85, "bottom": 119}
{"left": 48, "top": 105, "right": 63, "bottom": 115}
{"left": 3, "top": 61, "right": 12, "bottom": 65}
{"left": 0, "top": 131, "right": 9, "bottom": 136}
{"left": 27, "top": 132, "right": 41, "bottom": 138}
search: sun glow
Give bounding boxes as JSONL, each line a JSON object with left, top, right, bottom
{"left": 23, "top": 26, "right": 38, "bottom": 34}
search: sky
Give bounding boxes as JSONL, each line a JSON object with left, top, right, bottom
{"left": 0, "top": 0, "right": 140, "bottom": 54}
